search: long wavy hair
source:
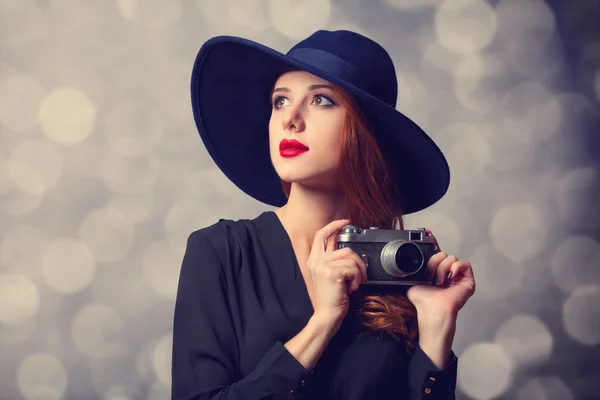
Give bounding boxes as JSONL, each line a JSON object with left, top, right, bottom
{"left": 279, "top": 84, "right": 419, "bottom": 355}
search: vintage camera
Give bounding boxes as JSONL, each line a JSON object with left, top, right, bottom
{"left": 337, "top": 225, "right": 437, "bottom": 285}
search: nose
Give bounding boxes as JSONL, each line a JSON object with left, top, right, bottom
{"left": 281, "top": 103, "right": 305, "bottom": 133}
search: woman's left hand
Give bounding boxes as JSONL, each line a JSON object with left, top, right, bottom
{"left": 406, "top": 230, "right": 476, "bottom": 316}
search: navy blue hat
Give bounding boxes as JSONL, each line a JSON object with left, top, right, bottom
{"left": 190, "top": 30, "right": 450, "bottom": 214}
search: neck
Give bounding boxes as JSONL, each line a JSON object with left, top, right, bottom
{"left": 274, "top": 182, "right": 349, "bottom": 250}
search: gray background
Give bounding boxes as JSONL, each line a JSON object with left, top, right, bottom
{"left": 1, "top": 0, "right": 599, "bottom": 399}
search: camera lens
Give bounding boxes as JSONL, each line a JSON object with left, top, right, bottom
{"left": 380, "top": 240, "right": 425, "bottom": 277}
{"left": 394, "top": 243, "right": 424, "bottom": 273}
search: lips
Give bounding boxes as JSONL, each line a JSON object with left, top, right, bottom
{"left": 279, "top": 139, "right": 309, "bottom": 158}
{"left": 279, "top": 139, "right": 309, "bottom": 151}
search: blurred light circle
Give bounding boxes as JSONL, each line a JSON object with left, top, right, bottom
{"left": 152, "top": 335, "right": 173, "bottom": 385}
{"left": 118, "top": 0, "right": 183, "bottom": 28}
{"left": 150, "top": 60, "right": 195, "bottom": 126}
{"left": 467, "top": 244, "right": 523, "bottom": 299}
{"left": 0, "top": 320, "right": 35, "bottom": 346}
{"left": 0, "top": 73, "right": 47, "bottom": 131}
{"left": 79, "top": 207, "right": 135, "bottom": 263}
{"left": 117, "top": 0, "right": 136, "bottom": 20}
{"left": 434, "top": 0, "right": 497, "bottom": 55}
{"left": 0, "top": 273, "right": 39, "bottom": 325}
{"left": 434, "top": 122, "right": 491, "bottom": 183}
{"left": 422, "top": 39, "right": 464, "bottom": 73}
{"left": 141, "top": 240, "right": 182, "bottom": 300}
{"left": 108, "top": 194, "right": 155, "bottom": 224}
{"left": 8, "top": 139, "right": 63, "bottom": 195}
{"left": 135, "top": 342, "right": 155, "bottom": 381}
{"left": 500, "top": 82, "right": 561, "bottom": 142}
{"left": 550, "top": 235, "right": 600, "bottom": 295}
{"left": 102, "top": 152, "right": 159, "bottom": 195}
{"left": 395, "top": 71, "right": 430, "bottom": 130}
{"left": 383, "top": 0, "right": 440, "bottom": 11}
{"left": 0, "top": 226, "right": 49, "bottom": 273}
{"left": 90, "top": 343, "right": 136, "bottom": 395}
{"left": 147, "top": 381, "right": 171, "bottom": 400}
{"left": 518, "top": 376, "right": 574, "bottom": 400}
{"left": 406, "top": 212, "right": 461, "bottom": 255}
{"left": 491, "top": 203, "right": 547, "bottom": 263}
{"left": 106, "top": 99, "right": 164, "bottom": 157}
{"left": 453, "top": 53, "right": 508, "bottom": 114}
{"left": 103, "top": 385, "right": 141, "bottom": 400}
{"left": 482, "top": 114, "right": 532, "bottom": 172}
{"left": 496, "top": 0, "right": 555, "bottom": 46}
{"left": 89, "top": 270, "right": 154, "bottom": 315}
{"left": 39, "top": 87, "right": 96, "bottom": 145}
{"left": 42, "top": 238, "right": 96, "bottom": 294}
{"left": 183, "top": 167, "right": 245, "bottom": 200}
{"left": 495, "top": 315, "right": 553, "bottom": 368}
{"left": 164, "top": 199, "right": 220, "bottom": 253}
{"left": 17, "top": 353, "right": 68, "bottom": 400}
{"left": 0, "top": 182, "right": 43, "bottom": 216}
{"left": 562, "top": 285, "right": 600, "bottom": 346}
{"left": 269, "top": 0, "right": 331, "bottom": 40}
{"left": 196, "top": 0, "right": 270, "bottom": 32}
{"left": 458, "top": 342, "right": 513, "bottom": 400}
{"left": 556, "top": 167, "right": 600, "bottom": 230}
{"left": 495, "top": 0, "right": 557, "bottom": 77}
{"left": 71, "top": 302, "right": 123, "bottom": 358}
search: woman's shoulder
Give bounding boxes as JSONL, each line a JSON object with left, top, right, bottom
{"left": 187, "top": 211, "right": 267, "bottom": 259}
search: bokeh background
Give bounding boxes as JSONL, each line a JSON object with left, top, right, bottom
{"left": 1, "top": 0, "right": 600, "bottom": 399}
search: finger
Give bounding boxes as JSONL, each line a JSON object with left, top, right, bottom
{"left": 311, "top": 219, "right": 351, "bottom": 256}
{"left": 435, "top": 254, "right": 458, "bottom": 285}
{"left": 425, "top": 251, "right": 447, "bottom": 279}
{"left": 341, "top": 267, "right": 363, "bottom": 293}
{"left": 326, "top": 260, "right": 364, "bottom": 286}
{"left": 326, "top": 248, "right": 367, "bottom": 283}
{"left": 326, "top": 235, "right": 336, "bottom": 253}
{"left": 449, "top": 260, "right": 473, "bottom": 280}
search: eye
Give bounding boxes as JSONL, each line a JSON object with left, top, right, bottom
{"left": 272, "top": 96, "right": 290, "bottom": 109}
{"left": 313, "top": 94, "right": 335, "bottom": 107}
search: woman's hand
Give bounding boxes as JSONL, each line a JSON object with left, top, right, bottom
{"left": 306, "top": 219, "right": 367, "bottom": 329}
{"left": 406, "top": 229, "right": 476, "bottom": 317}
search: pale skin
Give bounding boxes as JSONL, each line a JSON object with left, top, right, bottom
{"left": 269, "top": 70, "right": 476, "bottom": 371}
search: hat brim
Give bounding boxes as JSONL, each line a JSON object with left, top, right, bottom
{"left": 191, "top": 36, "right": 450, "bottom": 214}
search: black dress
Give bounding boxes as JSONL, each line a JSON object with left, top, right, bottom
{"left": 171, "top": 211, "right": 458, "bottom": 400}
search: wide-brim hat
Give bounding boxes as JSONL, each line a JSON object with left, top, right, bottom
{"left": 190, "top": 30, "right": 450, "bottom": 214}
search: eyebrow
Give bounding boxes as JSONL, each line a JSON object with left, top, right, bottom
{"left": 271, "top": 84, "right": 334, "bottom": 97}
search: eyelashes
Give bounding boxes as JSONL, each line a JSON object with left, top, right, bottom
{"left": 271, "top": 93, "right": 337, "bottom": 109}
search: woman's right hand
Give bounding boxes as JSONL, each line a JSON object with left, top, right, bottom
{"left": 306, "top": 219, "right": 367, "bottom": 329}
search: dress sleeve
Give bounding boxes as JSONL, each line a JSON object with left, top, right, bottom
{"left": 406, "top": 345, "right": 458, "bottom": 400}
{"left": 171, "top": 231, "right": 312, "bottom": 400}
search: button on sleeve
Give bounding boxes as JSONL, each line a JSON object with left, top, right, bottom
{"left": 407, "top": 345, "right": 458, "bottom": 400}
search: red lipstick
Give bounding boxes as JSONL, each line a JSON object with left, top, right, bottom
{"left": 279, "top": 139, "right": 309, "bottom": 158}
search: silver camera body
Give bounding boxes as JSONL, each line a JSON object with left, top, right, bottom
{"left": 337, "top": 225, "right": 436, "bottom": 285}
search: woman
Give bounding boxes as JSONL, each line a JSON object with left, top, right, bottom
{"left": 172, "top": 30, "right": 476, "bottom": 400}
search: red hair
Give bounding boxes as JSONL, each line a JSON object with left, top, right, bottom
{"left": 280, "top": 85, "right": 418, "bottom": 354}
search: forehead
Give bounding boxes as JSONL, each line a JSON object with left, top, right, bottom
{"left": 274, "top": 70, "right": 331, "bottom": 87}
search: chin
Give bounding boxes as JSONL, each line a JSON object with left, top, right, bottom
{"left": 277, "top": 169, "right": 340, "bottom": 190}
